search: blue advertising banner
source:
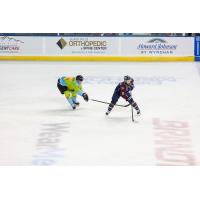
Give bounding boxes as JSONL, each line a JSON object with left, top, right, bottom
{"left": 195, "top": 35, "right": 200, "bottom": 61}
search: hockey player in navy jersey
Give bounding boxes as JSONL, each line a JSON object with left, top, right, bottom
{"left": 106, "top": 75, "right": 141, "bottom": 116}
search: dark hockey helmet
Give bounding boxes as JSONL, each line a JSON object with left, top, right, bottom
{"left": 124, "top": 75, "right": 132, "bottom": 81}
{"left": 76, "top": 75, "right": 84, "bottom": 82}
{"left": 124, "top": 75, "right": 134, "bottom": 85}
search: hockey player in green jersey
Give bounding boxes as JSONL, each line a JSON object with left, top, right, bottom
{"left": 57, "top": 75, "right": 89, "bottom": 109}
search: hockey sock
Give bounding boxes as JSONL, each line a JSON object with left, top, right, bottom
{"left": 67, "top": 98, "right": 76, "bottom": 108}
{"left": 108, "top": 103, "right": 114, "bottom": 111}
{"left": 131, "top": 101, "right": 140, "bottom": 111}
{"left": 72, "top": 97, "right": 78, "bottom": 104}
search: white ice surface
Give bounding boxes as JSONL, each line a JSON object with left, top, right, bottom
{"left": 0, "top": 61, "right": 200, "bottom": 165}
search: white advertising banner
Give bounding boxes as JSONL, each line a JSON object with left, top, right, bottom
{"left": 0, "top": 36, "right": 195, "bottom": 57}
{"left": 120, "top": 37, "right": 194, "bottom": 56}
{"left": 0, "top": 36, "right": 43, "bottom": 56}
{"left": 45, "top": 37, "right": 119, "bottom": 56}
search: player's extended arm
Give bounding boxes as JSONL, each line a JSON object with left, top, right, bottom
{"left": 74, "top": 86, "right": 89, "bottom": 102}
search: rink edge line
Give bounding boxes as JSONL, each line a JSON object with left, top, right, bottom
{"left": 0, "top": 56, "right": 194, "bottom": 62}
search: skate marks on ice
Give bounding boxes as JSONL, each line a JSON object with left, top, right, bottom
{"left": 105, "top": 112, "right": 140, "bottom": 124}
{"left": 40, "top": 107, "right": 89, "bottom": 118}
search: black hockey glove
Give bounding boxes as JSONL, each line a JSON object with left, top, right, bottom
{"left": 82, "top": 93, "right": 89, "bottom": 102}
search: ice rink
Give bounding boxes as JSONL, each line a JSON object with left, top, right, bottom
{"left": 0, "top": 61, "right": 200, "bottom": 165}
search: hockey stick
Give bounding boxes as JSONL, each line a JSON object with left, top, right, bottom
{"left": 131, "top": 105, "right": 134, "bottom": 122}
{"left": 90, "top": 99, "right": 130, "bottom": 107}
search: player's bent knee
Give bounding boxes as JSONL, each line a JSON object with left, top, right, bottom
{"left": 64, "top": 92, "right": 72, "bottom": 99}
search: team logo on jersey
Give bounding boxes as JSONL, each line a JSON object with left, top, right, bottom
{"left": 57, "top": 38, "right": 67, "bottom": 49}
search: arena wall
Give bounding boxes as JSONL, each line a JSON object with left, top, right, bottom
{"left": 0, "top": 35, "right": 199, "bottom": 61}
